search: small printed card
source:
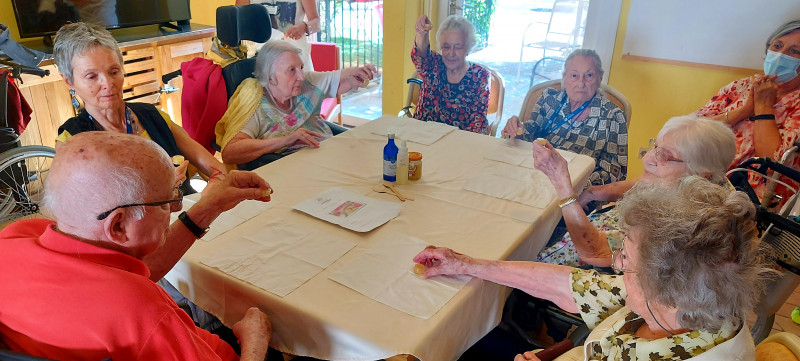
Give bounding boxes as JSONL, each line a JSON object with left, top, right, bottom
{"left": 293, "top": 187, "right": 402, "bottom": 232}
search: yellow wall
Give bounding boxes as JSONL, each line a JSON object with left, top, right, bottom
{"left": 606, "top": 0, "right": 755, "bottom": 178}
{"left": 1, "top": 2, "right": 21, "bottom": 41}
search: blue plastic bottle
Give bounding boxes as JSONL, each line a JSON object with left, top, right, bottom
{"left": 383, "top": 133, "right": 398, "bottom": 182}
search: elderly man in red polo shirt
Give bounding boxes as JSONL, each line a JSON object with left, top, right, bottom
{"left": 0, "top": 132, "right": 273, "bottom": 361}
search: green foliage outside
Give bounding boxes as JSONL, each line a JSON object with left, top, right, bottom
{"left": 464, "top": 0, "right": 496, "bottom": 51}
{"left": 330, "top": 37, "right": 383, "bottom": 68}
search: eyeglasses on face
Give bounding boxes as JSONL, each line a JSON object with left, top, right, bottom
{"left": 97, "top": 187, "right": 183, "bottom": 220}
{"left": 650, "top": 144, "right": 684, "bottom": 165}
{"left": 611, "top": 236, "right": 634, "bottom": 274}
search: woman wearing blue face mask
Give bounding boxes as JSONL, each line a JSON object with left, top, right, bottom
{"left": 697, "top": 19, "right": 800, "bottom": 201}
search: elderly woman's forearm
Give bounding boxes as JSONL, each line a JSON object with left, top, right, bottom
{"left": 223, "top": 138, "right": 286, "bottom": 164}
{"left": 561, "top": 203, "right": 612, "bottom": 267}
{"left": 752, "top": 121, "right": 783, "bottom": 158}
{"left": 464, "top": 258, "right": 579, "bottom": 313}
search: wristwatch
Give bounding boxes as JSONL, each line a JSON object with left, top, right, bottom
{"left": 178, "top": 211, "right": 209, "bottom": 238}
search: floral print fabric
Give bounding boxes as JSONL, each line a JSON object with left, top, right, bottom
{"left": 239, "top": 71, "right": 337, "bottom": 155}
{"left": 536, "top": 209, "right": 625, "bottom": 267}
{"left": 410, "top": 45, "right": 489, "bottom": 134}
{"left": 523, "top": 88, "right": 628, "bottom": 186}
{"left": 570, "top": 269, "right": 737, "bottom": 361}
{"left": 697, "top": 77, "right": 800, "bottom": 200}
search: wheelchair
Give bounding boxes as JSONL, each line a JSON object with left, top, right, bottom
{"left": 0, "top": 59, "right": 55, "bottom": 223}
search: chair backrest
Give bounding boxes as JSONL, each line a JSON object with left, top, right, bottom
{"left": 519, "top": 79, "right": 632, "bottom": 128}
{"left": 310, "top": 42, "right": 342, "bottom": 125}
{"left": 216, "top": 4, "right": 272, "bottom": 100}
{"left": 399, "top": 63, "right": 505, "bottom": 136}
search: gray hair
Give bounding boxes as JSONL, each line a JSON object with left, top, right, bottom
{"left": 563, "top": 49, "right": 604, "bottom": 79}
{"left": 43, "top": 164, "right": 147, "bottom": 229}
{"left": 255, "top": 40, "right": 303, "bottom": 87}
{"left": 766, "top": 19, "right": 800, "bottom": 53}
{"left": 436, "top": 15, "right": 477, "bottom": 54}
{"left": 53, "top": 22, "right": 123, "bottom": 83}
{"left": 617, "top": 176, "right": 777, "bottom": 332}
{"left": 658, "top": 115, "right": 736, "bottom": 185}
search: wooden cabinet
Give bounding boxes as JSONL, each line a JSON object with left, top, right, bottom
{"left": 10, "top": 25, "right": 215, "bottom": 148}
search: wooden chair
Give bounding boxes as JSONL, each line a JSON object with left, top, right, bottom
{"left": 518, "top": 79, "right": 632, "bottom": 128}
{"left": 398, "top": 63, "right": 504, "bottom": 136}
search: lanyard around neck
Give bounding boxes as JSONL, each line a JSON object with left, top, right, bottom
{"left": 543, "top": 94, "right": 593, "bottom": 136}
{"left": 87, "top": 107, "right": 134, "bottom": 134}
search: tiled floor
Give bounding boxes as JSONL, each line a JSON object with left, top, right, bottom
{"left": 770, "top": 283, "right": 800, "bottom": 336}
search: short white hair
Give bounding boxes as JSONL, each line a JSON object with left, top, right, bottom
{"left": 255, "top": 40, "right": 303, "bottom": 87}
{"left": 658, "top": 115, "right": 736, "bottom": 185}
{"left": 436, "top": 15, "right": 477, "bottom": 53}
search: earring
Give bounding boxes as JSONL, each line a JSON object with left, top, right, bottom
{"left": 70, "top": 89, "right": 80, "bottom": 110}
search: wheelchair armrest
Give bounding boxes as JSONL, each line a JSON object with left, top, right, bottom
{"left": 406, "top": 78, "right": 423, "bottom": 86}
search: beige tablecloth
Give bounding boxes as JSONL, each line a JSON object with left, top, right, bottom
{"left": 165, "top": 115, "right": 595, "bottom": 361}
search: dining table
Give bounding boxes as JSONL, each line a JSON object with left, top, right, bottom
{"left": 164, "top": 115, "right": 596, "bottom": 361}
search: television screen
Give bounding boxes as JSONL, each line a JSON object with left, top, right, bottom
{"left": 11, "top": 0, "right": 192, "bottom": 38}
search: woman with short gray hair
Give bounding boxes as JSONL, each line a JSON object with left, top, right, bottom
{"left": 533, "top": 115, "right": 736, "bottom": 268}
{"left": 411, "top": 14, "right": 490, "bottom": 134}
{"left": 415, "top": 176, "right": 775, "bottom": 360}
{"left": 697, "top": 18, "right": 800, "bottom": 203}
{"left": 221, "top": 40, "right": 377, "bottom": 170}
{"left": 502, "top": 48, "right": 628, "bottom": 186}
{"left": 53, "top": 22, "right": 225, "bottom": 191}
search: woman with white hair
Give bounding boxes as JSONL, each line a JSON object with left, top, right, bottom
{"left": 697, "top": 18, "right": 800, "bottom": 202}
{"left": 412, "top": 15, "right": 490, "bottom": 134}
{"left": 221, "top": 40, "right": 377, "bottom": 170}
{"left": 503, "top": 49, "right": 628, "bottom": 186}
{"left": 535, "top": 115, "right": 736, "bottom": 267}
{"left": 416, "top": 176, "right": 775, "bottom": 360}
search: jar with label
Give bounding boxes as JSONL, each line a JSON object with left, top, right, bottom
{"left": 408, "top": 152, "right": 423, "bottom": 180}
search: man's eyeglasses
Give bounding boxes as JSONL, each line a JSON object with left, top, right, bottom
{"left": 97, "top": 187, "right": 183, "bottom": 220}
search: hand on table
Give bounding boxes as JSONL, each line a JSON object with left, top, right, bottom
{"left": 501, "top": 116, "right": 524, "bottom": 138}
{"left": 285, "top": 128, "right": 323, "bottom": 149}
{"left": 514, "top": 351, "right": 542, "bottom": 361}
{"left": 199, "top": 169, "right": 273, "bottom": 213}
{"left": 412, "top": 246, "right": 470, "bottom": 278}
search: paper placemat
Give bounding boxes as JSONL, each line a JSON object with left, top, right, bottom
{"left": 293, "top": 187, "right": 402, "bottom": 232}
{"left": 369, "top": 117, "right": 456, "bottom": 146}
{"left": 485, "top": 140, "right": 577, "bottom": 169}
{"left": 170, "top": 194, "right": 275, "bottom": 241}
{"left": 329, "top": 234, "right": 470, "bottom": 319}
{"left": 464, "top": 161, "right": 556, "bottom": 208}
{"left": 201, "top": 220, "right": 356, "bottom": 297}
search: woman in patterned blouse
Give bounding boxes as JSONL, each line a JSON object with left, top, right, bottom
{"left": 503, "top": 49, "right": 628, "bottom": 186}
{"left": 415, "top": 177, "right": 775, "bottom": 361}
{"left": 696, "top": 19, "right": 800, "bottom": 204}
{"left": 411, "top": 15, "right": 490, "bottom": 134}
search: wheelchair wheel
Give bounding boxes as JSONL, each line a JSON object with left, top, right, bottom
{"left": 0, "top": 145, "right": 55, "bottom": 223}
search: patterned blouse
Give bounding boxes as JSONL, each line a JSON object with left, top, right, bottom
{"left": 571, "top": 269, "right": 738, "bottom": 361}
{"left": 239, "top": 71, "right": 338, "bottom": 155}
{"left": 536, "top": 211, "right": 625, "bottom": 267}
{"left": 697, "top": 77, "right": 800, "bottom": 200}
{"left": 522, "top": 88, "right": 628, "bottom": 186}
{"left": 410, "top": 45, "right": 490, "bottom": 134}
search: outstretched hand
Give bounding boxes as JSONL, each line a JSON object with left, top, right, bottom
{"left": 412, "top": 246, "right": 470, "bottom": 278}
{"left": 532, "top": 139, "right": 570, "bottom": 185}
{"left": 200, "top": 169, "right": 273, "bottom": 213}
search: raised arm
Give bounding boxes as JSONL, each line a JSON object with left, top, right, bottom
{"left": 533, "top": 141, "right": 612, "bottom": 267}
{"left": 337, "top": 65, "right": 378, "bottom": 94}
{"left": 751, "top": 74, "right": 783, "bottom": 158}
{"left": 414, "top": 15, "right": 432, "bottom": 56}
{"left": 144, "top": 171, "right": 271, "bottom": 280}
{"left": 414, "top": 247, "right": 578, "bottom": 313}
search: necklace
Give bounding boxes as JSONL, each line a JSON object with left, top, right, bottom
{"left": 88, "top": 107, "right": 137, "bottom": 134}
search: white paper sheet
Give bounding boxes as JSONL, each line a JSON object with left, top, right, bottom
{"left": 485, "top": 140, "right": 577, "bottom": 169}
{"left": 201, "top": 221, "right": 356, "bottom": 297}
{"left": 329, "top": 234, "right": 471, "bottom": 319}
{"left": 369, "top": 116, "right": 456, "bottom": 145}
{"left": 463, "top": 161, "right": 556, "bottom": 208}
{"left": 169, "top": 194, "right": 275, "bottom": 241}
{"left": 293, "top": 188, "right": 402, "bottom": 232}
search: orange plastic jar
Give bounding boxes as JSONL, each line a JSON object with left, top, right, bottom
{"left": 408, "top": 152, "right": 423, "bottom": 180}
